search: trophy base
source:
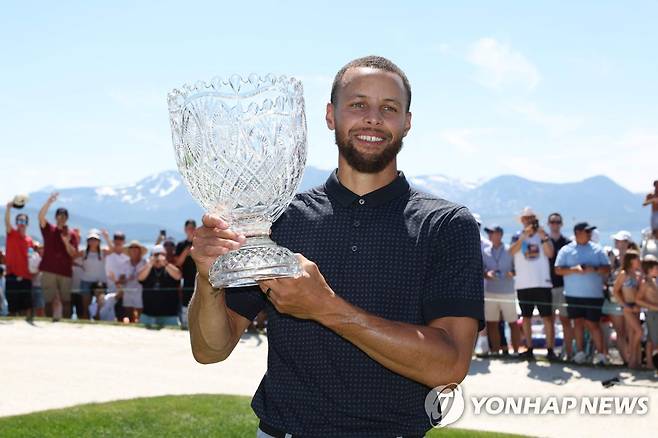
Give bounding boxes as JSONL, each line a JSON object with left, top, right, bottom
{"left": 208, "top": 236, "right": 302, "bottom": 289}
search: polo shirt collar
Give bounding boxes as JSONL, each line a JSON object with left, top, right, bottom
{"left": 324, "top": 168, "right": 410, "bottom": 208}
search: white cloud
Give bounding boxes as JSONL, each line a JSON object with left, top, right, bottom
{"left": 438, "top": 129, "right": 479, "bottom": 155}
{"left": 505, "top": 101, "right": 583, "bottom": 135}
{"left": 467, "top": 37, "right": 541, "bottom": 91}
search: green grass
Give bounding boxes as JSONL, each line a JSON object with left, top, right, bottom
{"left": 0, "top": 394, "right": 528, "bottom": 438}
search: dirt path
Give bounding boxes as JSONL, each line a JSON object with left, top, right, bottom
{"left": 2, "top": 319, "right": 657, "bottom": 437}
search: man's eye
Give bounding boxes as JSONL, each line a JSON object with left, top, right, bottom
{"left": 383, "top": 105, "right": 397, "bottom": 112}
{"left": 350, "top": 102, "right": 365, "bottom": 109}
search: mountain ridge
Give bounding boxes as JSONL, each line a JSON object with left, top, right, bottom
{"left": 1, "top": 167, "right": 648, "bottom": 246}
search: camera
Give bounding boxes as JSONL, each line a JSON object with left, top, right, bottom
{"left": 531, "top": 219, "right": 539, "bottom": 232}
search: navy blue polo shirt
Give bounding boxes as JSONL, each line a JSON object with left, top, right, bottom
{"left": 226, "top": 169, "right": 484, "bottom": 437}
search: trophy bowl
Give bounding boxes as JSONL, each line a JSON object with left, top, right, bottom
{"left": 168, "top": 74, "right": 307, "bottom": 289}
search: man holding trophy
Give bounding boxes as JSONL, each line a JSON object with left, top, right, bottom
{"left": 170, "top": 56, "right": 483, "bottom": 437}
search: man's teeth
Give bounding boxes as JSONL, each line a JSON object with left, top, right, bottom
{"left": 356, "top": 135, "right": 384, "bottom": 142}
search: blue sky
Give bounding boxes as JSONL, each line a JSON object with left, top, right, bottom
{"left": 1, "top": 1, "right": 657, "bottom": 202}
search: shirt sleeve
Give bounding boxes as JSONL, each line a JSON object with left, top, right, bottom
{"left": 225, "top": 285, "right": 267, "bottom": 321}
{"left": 597, "top": 248, "right": 611, "bottom": 266}
{"left": 422, "top": 207, "right": 485, "bottom": 331}
{"left": 40, "top": 222, "right": 51, "bottom": 238}
{"left": 555, "top": 246, "right": 568, "bottom": 268}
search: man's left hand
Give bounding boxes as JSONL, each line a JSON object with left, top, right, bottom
{"left": 257, "top": 254, "right": 336, "bottom": 321}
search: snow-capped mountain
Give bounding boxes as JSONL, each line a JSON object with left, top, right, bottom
{"left": 1, "top": 167, "right": 648, "bottom": 246}
{"left": 408, "top": 174, "right": 481, "bottom": 200}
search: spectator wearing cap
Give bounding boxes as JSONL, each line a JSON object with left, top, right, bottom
{"left": 547, "top": 212, "right": 574, "bottom": 360}
{"left": 37, "top": 192, "right": 78, "bottom": 320}
{"left": 105, "top": 231, "right": 128, "bottom": 295}
{"left": 611, "top": 231, "right": 634, "bottom": 265}
{"left": 175, "top": 219, "right": 198, "bottom": 330}
{"left": 121, "top": 240, "right": 148, "bottom": 322}
{"left": 163, "top": 236, "right": 177, "bottom": 264}
{"left": 138, "top": 244, "right": 182, "bottom": 327}
{"left": 4, "top": 199, "right": 34, "bottom": 317}
{"left": 509, "top": 207, "right": 555, "bottom": 360}
{"left": 88, "top": 281, "right": 119, "bottom": 321}
{"left": 555, "top": 222, "right": 611, "bottom": 365}
{"left": 482, "top": 224, "right": 520, "bottom": 355}
{"left": 77, "top": 229, "right": 112, "bottom": 319}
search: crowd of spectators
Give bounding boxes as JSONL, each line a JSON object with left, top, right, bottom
{"left": 2, "top": 181, "right": 658, "bottom": 362}
{"left": 0, "top": 192, "right": 197, "bottom": 329}
{"left": 475, "top": 193, "right": 658, "bottom": 371}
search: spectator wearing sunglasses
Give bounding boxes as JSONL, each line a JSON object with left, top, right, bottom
{"left": 547, "top": 212, "right": 574, "bottom": 360}
{"left": 4, "top": 200, "right": 34, "bottom": 318}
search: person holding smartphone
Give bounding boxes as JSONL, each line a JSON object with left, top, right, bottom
{"left": 175, "top": 219, "right": 197, "bottom": 329}
{"left": 509, "top": 207, "right": 555, "bottom": 360}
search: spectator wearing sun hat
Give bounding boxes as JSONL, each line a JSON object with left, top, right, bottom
{"left": 121, "top": 240, "right": 148, "bottom": 322}
{"left": 138, "top": 244, "right": 182, "bottom": 327}
{"left": 509, "top": 207, "right": 555, "bottom": 360}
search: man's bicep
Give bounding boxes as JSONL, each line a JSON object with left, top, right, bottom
{"left": 423, "top": 207, "right": 484, "bottom": 330}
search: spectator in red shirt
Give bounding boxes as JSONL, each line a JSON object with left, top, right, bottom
{"left": 4, "top": 200, "right": 34, "bottom": 317}
{"left": 38, "top": 192, "right": 79, "bottom": 320}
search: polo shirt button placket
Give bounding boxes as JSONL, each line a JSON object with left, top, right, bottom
{"left": 350, "top": 198, "right": 365, "bottom": 254}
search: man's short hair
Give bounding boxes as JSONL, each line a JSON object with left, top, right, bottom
{"left": 548, "top": 212, "right": 563, "bottom": 221}
{"left": 184, "top": 219, "right": 197, "bottom": 228}
{"left": 15, "top": 213, "right": 29, "bottom": 224}
{"left": 330, "top": 55, "right": 412, "bottom": 112}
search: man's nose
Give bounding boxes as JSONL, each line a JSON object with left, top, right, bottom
{"left": 363, "top": 107, "right": 383, "bottom": 125}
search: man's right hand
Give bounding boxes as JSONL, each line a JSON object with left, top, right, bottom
{"left": 572, "top": 265, "right": 585, "bottom": 274}
{"left": 47, "top": 192, "right": 59, "bottom": 204}
{"left": 191, "top": 214, "right": 246, "bottom": 281}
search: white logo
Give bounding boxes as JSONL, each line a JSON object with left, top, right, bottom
{"left": 424, "top": 383, "right": 465, "bottom": 428}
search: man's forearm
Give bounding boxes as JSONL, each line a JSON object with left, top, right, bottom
{"left": 509, "top": 238, "right": 523, "bottom": 255}
{"left": 4, "top": 203, "right": 11, "bottom": 231}
{"left": 189, "top": 275, "right": 236, "bottom": 363}
{"left": 38, "top": 201, "right": 51, "bottom": 227}
{"left": 316, "top": 295, "right": 468, "bottom": 388}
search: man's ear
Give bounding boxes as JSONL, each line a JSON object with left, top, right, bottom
{"left": 402, "top": 111, "right": 412, "bottom": 137}
{"left": 325, "top": 102, "right": 335, "bottom": 131}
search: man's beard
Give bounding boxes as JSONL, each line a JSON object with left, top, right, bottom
{"left": 335, "top": 128, "right": 403, "bottom": 173}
